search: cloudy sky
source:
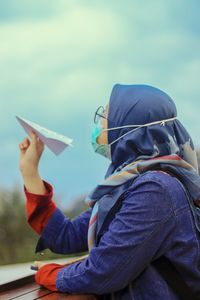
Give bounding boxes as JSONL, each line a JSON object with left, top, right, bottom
{"left": 0, "top": 0, "right": 199, "bottom": 207}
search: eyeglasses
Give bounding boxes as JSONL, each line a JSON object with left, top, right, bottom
{"left": 94, "top": 105, "right": 108, "bottom": 124}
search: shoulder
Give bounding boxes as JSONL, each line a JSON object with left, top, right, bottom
{"left": 123, "top": 171, "right": 188, "bottom": 216}
{"left": 128, "top": 170, "right": 185, "bottom": 196}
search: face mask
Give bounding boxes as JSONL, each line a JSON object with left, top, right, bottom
{"left": 91, "top": 120, "right": 112, "bottom": 160}
{"left": 91, "top": 116, "right": 177, "bottom": 160}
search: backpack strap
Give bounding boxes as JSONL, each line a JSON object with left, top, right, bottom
{"left": 153, "top": 257, "right": 199, "bottom": 300}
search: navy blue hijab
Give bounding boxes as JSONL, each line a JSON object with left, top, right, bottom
{"left": 106, "top": 84, "right": 198, "bottom": 177}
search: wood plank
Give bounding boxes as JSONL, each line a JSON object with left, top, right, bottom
{"left": 0, "top": 284, "right": 38, "bottom": 300}
{"left": 41, "top": 293, "right": 99, "bottom": 300}
{"left": 0, "top": 275, "right": 52, "bottom": 300}
{"left": 9, "top": 287, "right": 52, "bottom": 300}
{"left": 0, "top": 275, "right": 35, "bottom": 292}
{"left": 0, "top": 283, "right": 52, "bottom": 300}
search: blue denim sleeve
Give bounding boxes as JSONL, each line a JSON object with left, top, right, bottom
{"left": 55, "top": 174, "right": 177, "bottom": 294}
{"left": 36, "top": 207, "right": 92, "bottom": 254}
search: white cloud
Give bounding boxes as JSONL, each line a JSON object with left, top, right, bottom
{"left": 0, "top": 5, "right": 124, "bottom": 122}
{"left": 0, "top": 6, "right": 122, "bottom": 64}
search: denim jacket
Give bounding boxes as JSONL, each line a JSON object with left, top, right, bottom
{"left": 35, "top": 171, "right": 200, "bottom": 299}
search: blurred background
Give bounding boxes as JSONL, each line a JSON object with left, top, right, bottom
{"left": 0, "top": 0, "right": 200, "bottom": 267}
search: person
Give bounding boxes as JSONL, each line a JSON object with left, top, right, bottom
{"left": 19, "top": 84, "right": 200, "bottom": 299}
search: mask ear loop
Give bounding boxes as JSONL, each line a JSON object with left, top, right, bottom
{"left": 103, "top": 117, "right": 177, "bottom": 146}
{"left": 109, "top": 125, "right": 143, "bottom": 146}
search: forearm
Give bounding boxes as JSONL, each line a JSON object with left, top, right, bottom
{"left": 22, "top": 170, "right": 47, "bottom": 195}
{"left": 38, "top": 207, "right": 91, "bottom": 254}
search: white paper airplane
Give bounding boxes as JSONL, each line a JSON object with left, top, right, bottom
{"left": 16, "top": 115, "right": 73, "bottom": 155}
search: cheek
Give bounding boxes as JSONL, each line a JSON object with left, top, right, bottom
{"left": 97, "top": 131, "right": 108, "bottom": 144}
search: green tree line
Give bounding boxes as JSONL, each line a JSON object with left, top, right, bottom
{"left": 0, "top": 185, "right": 88, "bottom": 265}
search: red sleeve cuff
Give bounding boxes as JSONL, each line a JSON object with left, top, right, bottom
{"left": 24, "top": 180, "right": 53, "bottom": 198}
{"left": 24, "top": 180, "right": 57, "bottom": 235}
{"left": 35, "top": 263, "right": 62, "bottom": 291}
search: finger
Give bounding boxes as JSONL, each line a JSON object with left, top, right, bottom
{"left": 19, "top": 144, "right": 25, "bottom": 151}
{"left": 19, "top": 143, "right": 27, "bottom": 151}
{"left": 34, "top": 261, "right": 40, "bottom": 268}
{"left": 23, "top": 138, "right": 30, "bottom": 148}
{"left": 38, "top": 138, "right": 45, "bottom": 149}
{"left": 34, "top": 261, "right": 44, "bottom": 269}
{"left": 19, "top": 137, "right": 29, "bottom": 146}
{"left": 19, "top": 138, "right": 30, "bottom": 150}
{"left": 29, "top": 131, "right": 38, "bottom": 146}
{"left": 32, "top": 135, "right": 45, "bottom": 152}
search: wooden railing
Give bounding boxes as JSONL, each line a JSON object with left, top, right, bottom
{"left": 0, "top": 255, "right": 99, "bottom": 300}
